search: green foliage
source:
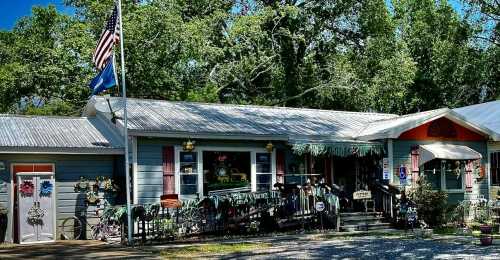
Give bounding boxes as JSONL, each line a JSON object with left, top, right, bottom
{"left": 24, "top": 99, "right": 79, "bottom": 116}
{"left": 0, "top": 0, "right": 498, "bottom": 116}
{"left": 0, "top": 203, "right": 7, "bottom": 215}
{"left": 408, "top": 178, "right": 448, "bottom": 227}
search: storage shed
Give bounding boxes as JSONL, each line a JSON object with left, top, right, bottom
{"left": 0, "top": 115, "right": 123, "bottom": 244}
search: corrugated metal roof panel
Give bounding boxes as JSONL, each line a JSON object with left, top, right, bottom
{"left": 356, "top": 108, "right": 450, "bottom": 139}
{"left": 0, "top": 115, "right": 123, "bottom": 153}
{"left": 454, "top": 100, "right": 500, "bottom": 135}
{"left": 106, "top": 97, "right": 398, "bottom": 140}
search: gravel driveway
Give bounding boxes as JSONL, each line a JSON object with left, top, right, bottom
{"left": 209, "top": 234, "right": 500, "bottom": 260}
{"left": 0, "top": 234, "right": 498, "bottom": 259}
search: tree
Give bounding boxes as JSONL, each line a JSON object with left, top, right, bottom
{"left": 0, "top": 5, "right": 94, "bottom": 115}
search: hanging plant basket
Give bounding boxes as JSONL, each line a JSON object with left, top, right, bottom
{"left": 86, "top": 191, "right": 100, "bottom": 205}
{"left": 20, "top": 181, "right": 34, "bottom": 197}
{"left": 74, "top": 177, "right": 90, "bottom": 192}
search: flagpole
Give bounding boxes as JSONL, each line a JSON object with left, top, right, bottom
{"left": 116, "top": 0, "right": 133, "bottom": 245}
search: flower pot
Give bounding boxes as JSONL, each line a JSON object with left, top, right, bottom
{"left": 0, "top": 214, "right": 7, "bottom": 243}
{"left": 479, "top": 235, "right": 493, "bottom": 246}
{"left": 480, "top": 225, "right": 492, "bottom": 234}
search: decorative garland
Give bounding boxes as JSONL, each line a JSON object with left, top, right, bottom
{"left": 40, "top": 180, "right": 53, "bottom": 196}
{"left": 27, "top": 204, "right": 45, "bottom": 224}
{"left": 20, "top": 181, "right": 35, "bottom": 197}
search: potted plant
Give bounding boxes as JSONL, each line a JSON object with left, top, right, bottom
{"left": 476, "top": 201, "right": 493, "bottom": 246}
{"left": 0, "top": 203, "right": 7, "bottom": 243}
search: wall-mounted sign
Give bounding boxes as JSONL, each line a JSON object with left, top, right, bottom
{"left": 353, "top": 190, "right": 372, "bottom": 200}
{"left": 315, "top": 201, "right": 325, "bottom": 212}
{"left": 383, "top": 158, "right": 390, "bottom": 180}
{"left": 399, "top": 165, "right": 407, "bottom": 185}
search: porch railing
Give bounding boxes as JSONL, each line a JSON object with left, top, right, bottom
{"left": 373, "top": 182, "right": 399, "bottom": 221}
{"left": 114, "top": 186, "right": 339, "bottom": 244}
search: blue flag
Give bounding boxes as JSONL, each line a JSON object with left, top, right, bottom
{"left": 89, "top": 58, "right": 117, "bottom": 95}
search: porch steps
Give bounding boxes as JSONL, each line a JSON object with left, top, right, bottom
{"left": 339, "top": 212, "right": 393, "bottom": 232}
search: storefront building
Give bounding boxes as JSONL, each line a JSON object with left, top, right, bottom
{"left": 85, "top": 97, "right": 498, "bottom": 208}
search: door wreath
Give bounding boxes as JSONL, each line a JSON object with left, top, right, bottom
{"left": 20, "top": 181, "right": 35, "bottom": 197}
{"left": 40, "top": 181, "right": 53, "bottom": 196}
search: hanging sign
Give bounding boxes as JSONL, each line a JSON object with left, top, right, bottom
{"left": 353, "top": 190, "right": 372, "bottom": 200}
{"left": 383, "top": 158, "right": 390, "bottom": 180}
{"left": 399, "top": 165, "right": 407, "bottom": 185}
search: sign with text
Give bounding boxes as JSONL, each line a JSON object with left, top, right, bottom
{"left": 353, "top": 190, "right": 372, "bottom": 200}
{"left": 383, "top": 158, "right": 390, "bottom": 180}
{"left": 315, "top": 201, "right": 325, "bottom": 212}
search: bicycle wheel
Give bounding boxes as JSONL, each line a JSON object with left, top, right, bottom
{"left": 60, "top": 216, "right": 84, "bottom": 240}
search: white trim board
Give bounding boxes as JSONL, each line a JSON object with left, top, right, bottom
{"left": 174, "top": 146, "right": 276, "bottom": 197}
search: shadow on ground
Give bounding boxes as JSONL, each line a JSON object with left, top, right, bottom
{"left": 214, "top": 235, "right": 500, "bottom": 260}
{"left": 0, "top": 240, "right": 158, "bottom": 260}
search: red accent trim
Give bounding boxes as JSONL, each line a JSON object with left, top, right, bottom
{"left": 398, "top": 117, "right": 485, "bottom": 141}
{"left": 276, "top": 149, "right": 285, "bottom": 184}
{"left": 162, "top": 146, "right": 175, "bottom": 194}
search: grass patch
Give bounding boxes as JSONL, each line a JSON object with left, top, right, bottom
{"left": 160, "top": 242, "right": 270, "bottom": 259}
{"left": 0, "top": 243, "right": 16, "bottom": 249}
{"left": 320, "top": 231, "right": 403, "bottom": 240}
{"left": 433, "top": 226, "right": 457, "bottom": 235}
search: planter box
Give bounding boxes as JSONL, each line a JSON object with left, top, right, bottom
{"left": 480, "top": 235, "right": 493, "bottom": 246}
{"left": 480, "top": 225, "right": 492, "bottom": 234}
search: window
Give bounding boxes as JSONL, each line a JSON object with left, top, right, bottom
{"left": 202, "top": 151, "right": 251, "bottom": 194}
{"left": 421, "top": 159, "right": 463, "bottom": 191}
{"left": 180, "top": 152, "right": 198, "bottom": 195}
{"left": 443, "top": 161, "right": 463, "bottom": 190}
{"left": 256, "top": 153, "right": 272, "bottom": 191}
{"left": 492, "top": 152, "right": 500, "bottom": 185}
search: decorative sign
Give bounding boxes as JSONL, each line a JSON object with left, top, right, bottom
{"left": 315, "top": 201, "right": 325, "bottom": 212}
{"left": 399, "top": 165, "right": 407, "bottom": 185}
{"left": 383, "top": 158, "right": 390, "bottom": 180}
{"left": 353, "top": 190, "right": 372, "bottom": 200}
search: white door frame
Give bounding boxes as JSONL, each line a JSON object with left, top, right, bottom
{"left": 174, "top": 146, "right": 276, "bottom": 196}
{"left": 10, "top": 163, "right": 56, "bottom": 244}
{"left": 16, "top": 171, "right": 56, "bottom": 244}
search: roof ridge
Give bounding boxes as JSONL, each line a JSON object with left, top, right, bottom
{"left": 354, "top": 108, "right": 451, "bottom": 138}
{"left": 0, "top": 114, "right": 89, "bottom": 120}
{"left": 120, "top": 97, "right": 398, "bottom": 117}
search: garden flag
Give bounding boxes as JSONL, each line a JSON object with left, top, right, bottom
{"left": 89, "top": 58, "right": 117, "bottom": 95}
{"left": 92, "top": 5, "right": 120, "bottom": 70}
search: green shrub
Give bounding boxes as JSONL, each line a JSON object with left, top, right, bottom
{"left": 408, "top": 179, "right": 448, "bottom": 227}
{"left": 0, "top": 203, "right": 7, "bottom": 216}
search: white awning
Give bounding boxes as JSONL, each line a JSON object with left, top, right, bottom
{"left": 419, "top": 144, "right": 482, "bottom": 166}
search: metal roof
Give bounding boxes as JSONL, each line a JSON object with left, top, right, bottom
{"left": 87, "top": 97, "right": 398, "bottom": 141}
{"left": 0, "top": 115, "right": 123, "bottom": 154}
{"left": 356, "top": 108, "right": 451, "bottom": 140}
{"left": 356, "top": 107, "right": 499, "bottom": 141}
{"left": 454, "top": 100, "right": 500, "bottom": 136}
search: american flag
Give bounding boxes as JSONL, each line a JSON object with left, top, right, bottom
{"left": 92, "top": 5, "right": 120, "bottom": 70}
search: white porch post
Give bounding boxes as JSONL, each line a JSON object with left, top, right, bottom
{"left": 388, "top": 139, "right": 394, "bottom": 184}
{"left": 132, "top": 136, "right": 138, "bottom": 204}
{"left": 251, "top": 151, "right": 257, "bottom": 192}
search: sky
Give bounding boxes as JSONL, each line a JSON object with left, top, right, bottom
{"left": 0, "top": 0, "right": 465, "bottom": 30}
{"left": 0, "top": 0, "right": 74, "bottom": 30}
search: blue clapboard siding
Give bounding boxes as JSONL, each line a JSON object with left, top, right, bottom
{"left": 135, "top": 137, "right": 273, "bottom": 204}
{"left": 0, "top": 154, "right": 118, "bottom": 242}
{"left": 391, "top": 140, "right": 489, "bottom": 203}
